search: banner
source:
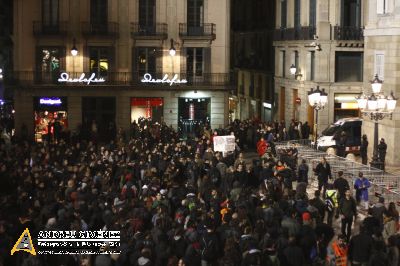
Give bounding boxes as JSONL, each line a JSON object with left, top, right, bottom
{"left": 213, "top": 136, "right": 236, "bottom": 152}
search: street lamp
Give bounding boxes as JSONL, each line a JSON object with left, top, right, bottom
{"left": 289, "top": 64, "right": 297, "bottom": 75}
{"left": 308, "top": 86, "right": 328, "bottom": 150}
{"left": 70, "top": 38, "right": 78, "bottom": 56}
{"left": 356, "top": 74, "right": 397, "bottom": 169}
{"left": 169, "top": 38, "right": 176, "bottom": 57}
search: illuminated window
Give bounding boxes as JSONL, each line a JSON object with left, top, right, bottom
{"left": 89, "top": 47, "right": 112, "bottom": 76}
{"left": 39, "top": 48, "right": 61, "bottom": 73}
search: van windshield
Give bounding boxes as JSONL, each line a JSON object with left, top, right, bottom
{"left": 322, "top": 124, "right": 340, "bottom": 136}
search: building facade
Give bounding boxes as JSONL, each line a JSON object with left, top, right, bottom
{"left": 11, "top": 0, "right": 231, "bottom": 141}
{"left": 273, "top": 0, "right": 365, "bottom": 135}
{"left": 363, "top": 0, "right": 400, "bottom": 165}
{"left": 230, "top": 0, "right": 275, "bottom": 122}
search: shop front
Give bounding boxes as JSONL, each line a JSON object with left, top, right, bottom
{"left": 178, "top": 97, "right": 211, "bottom": 138}
{"left": 34, "top": 97, "right": 68, "bottom": 142}
{"left": 130, "top": 97, "right": 164, "bottom": 123}
{"left": 334, "top": 93, "right": 360, "bottom": 121}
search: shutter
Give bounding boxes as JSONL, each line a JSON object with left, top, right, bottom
{"left": 377, "top": 0, "right": 384, "bottom": 14}
{"left": 180, "top": 47, "right": 187, "bottom": 76}
{"left": 203, "top": 47, "right": 211, "bottom": 74}
{"left": 386, "top": 0, "right": 393, "bottom": 13}
{"left": 375, "top": 53, "right": 385, "bottom": 80}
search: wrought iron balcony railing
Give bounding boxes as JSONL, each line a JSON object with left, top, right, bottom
{"left": 274, "top": 26, "right": 316, "bottom": 41}
{"left": 33, "top": 21, "right": 68, "bottom": 36}
{"left": 131, "top": 23, "right": 168, "bottom": 39}
{"left": 179, "top": 23, "right": 216, "bottom": 40}
{"left": 333, "top": 26, "right": 364, "bottom": 40}
{"left": 82, "top": 22, "right": 119, "bottom": 38}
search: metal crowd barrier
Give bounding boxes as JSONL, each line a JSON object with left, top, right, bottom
{"left": 275, "top": 140, "right": 400, "bottom": 206}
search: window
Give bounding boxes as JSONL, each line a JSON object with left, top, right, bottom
{"left": 377, "top": 0, "right": 393, "bottom": 14}
{"left": 186, "top": 48, "right": 203, "bottom": 77}
{"left": 90, "top": 0, "right": 107, "bottom": 26}
{"left": 309, "top": 0, "right": 316, "bottom": 27}
{"left": 42, "top": 0, "right": 59, "bottom": 27}
{"left": 89, "top": 47, "right": 113, "bottom": 77}
{"left": 36, "top": 47, "right": 63, "bottom": 82}
{"left": 341, "top": 0, "right": 361, "bottom": 27}
{"left": 240, "top": 73, "right": 245, "bottom": 94}
{"left": 135, "top": 47, "right": 157, "bottom": 76}
{"left": 281, "top": 51, "right": 286, "bottom": 78}
{"left": 374, "top": 51, "right": 385, "bottom": 80}
{"left": 335, "top": 52, "right": 363, "bottom": 82}
{"left": 294, "top": 51, "right": 299, "bottom": 70}
{"left": 187, "top": 0, "right": 204, "bottom": 27}
{"left": 281, "top": 0, "right": 287, "bottom": 28}
{"left": 310, "top": 51, "right": 315, "bottom": 81}
{"left": 139, "top": 0, "right": 155, "bottom": 30}
{"left": 294, "top": 0, "right": 301, "bottom": 29}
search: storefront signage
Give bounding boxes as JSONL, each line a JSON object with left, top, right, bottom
{"left": 57, "top": 72, "right": 105, "bottom": 85}
{"left": 141, "top": 73, "right": 188, "bottom": 86}
{"left": 39, "top": 98, "right": 62, "bottom": 106}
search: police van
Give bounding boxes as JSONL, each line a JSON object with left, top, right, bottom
{"left": 317, "top": 117, "right": 362, "bottom": 154}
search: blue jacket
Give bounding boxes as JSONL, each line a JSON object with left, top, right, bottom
{"left": 354, "top": 178, "right": 371, "bottom": 201}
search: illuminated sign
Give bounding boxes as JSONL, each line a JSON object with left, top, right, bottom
{"left": 39, "top": 98, "right": 62, "bottom": 105}
{"left": 58, "top": 73, "right": 105, "bottom": 85}
{"left": 141, "top": 73, "right": 188, "bottom": 86}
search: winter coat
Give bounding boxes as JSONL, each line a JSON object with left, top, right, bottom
{"left": 314, "top": 162, "right": 332, "bottom": 183}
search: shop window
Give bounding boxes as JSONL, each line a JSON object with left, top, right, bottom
{"left": 131, "top": 97, "right": 163, "bottom": 123}
{"left": 89, "top": 47, "right": 113, "bottom": 77}
{"left": 335, "top": 52, "right": 363, "bottom": 82}
{"left": 178, "top": 97, "right": 210, "bottom": 138}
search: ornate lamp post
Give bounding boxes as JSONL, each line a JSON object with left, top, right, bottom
{"left": 308, "top": 86, "right": 328, "bottom": 150}
{"left": 356, "top": 74, "right": 397, "bottom": 169}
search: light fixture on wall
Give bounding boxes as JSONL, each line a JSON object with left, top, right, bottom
{"left": 289, "top": 64, "right": 297, "bottom": 75}
{"left": 169, "top": 38, "right": 176, "bottom": 56}
{"left": 71, "top": 38, "right": 78, "bottom": 56}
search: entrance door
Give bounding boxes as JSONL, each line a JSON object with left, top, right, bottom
{"left": 178, "top": 97, "right": 210, "bottom": 139}
{"left": 307, "top": 104, "right": 314, "bottom": 134}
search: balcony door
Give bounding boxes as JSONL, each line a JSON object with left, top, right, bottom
{"left": 90, "top": 0, "right": 108, "bottom": 31}
{"left": 187, "top": 0, "right": 204, "bottom": 35}
{"left": 134, "top": 47, "right": 157, "bottom": 77}
{"left": 42, "top": 0, "right": 59, "bottom": 31}
{"left": 139, "top": 0, "right": 156, "bottom": 34}
{"left": 341, "top": 0, "right": 361, "bottom": 27}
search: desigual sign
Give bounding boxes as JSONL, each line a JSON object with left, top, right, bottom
{"left": 58, "top": 73, "right": 105, "bottom": 85}
{"left": 141, "top": 73, "right": 188, "bottom": 86}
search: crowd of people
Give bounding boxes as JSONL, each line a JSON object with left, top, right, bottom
{"left": 0, "top": 118, "right": 398, "bottom": 266}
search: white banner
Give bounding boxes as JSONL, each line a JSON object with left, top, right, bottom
{"left": 213, "top": 136, "right": 236, "bottom": 152}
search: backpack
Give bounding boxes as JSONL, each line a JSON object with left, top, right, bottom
{"left": 201, "top": 235, "right": 219, "bottom": 261}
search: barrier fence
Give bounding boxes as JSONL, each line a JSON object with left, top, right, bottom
{"left": 275, "top": 140, "right": 400, "bottom": 206}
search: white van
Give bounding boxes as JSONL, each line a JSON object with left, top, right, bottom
{"left": 317, "top": 117, "right": 362, "bottom": 154}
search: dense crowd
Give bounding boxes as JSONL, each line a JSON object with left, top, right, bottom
{"left": 0, "top": 118, "right": 398, "bottom": 266}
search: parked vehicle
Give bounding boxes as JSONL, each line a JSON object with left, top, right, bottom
{"left": 317, "top": 117, "right": 362, "bottom": 154}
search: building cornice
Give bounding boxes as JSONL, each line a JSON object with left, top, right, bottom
{"left": 364, "top": 27, "right": 400, "bottom": 36}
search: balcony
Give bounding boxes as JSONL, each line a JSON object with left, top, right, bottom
{"left": 82, "top": 22, "right": 119, "bottom": 38}
{"left": 33, "top": 21, "right": 67, "bottom": 36}
{"left": 131, "top": 23, "right": 168, "bottom": 40}
{"left": 333, "top": 26, "right": 364, "bottom": 41}
{"left": 9, "top": 71, "right": 234, "bottom": 87}
{"left": 274, "top": 26, "right": 316, "bottom": 41}
{"left": 179, "top": 23, "right": 216, "bottom": 41}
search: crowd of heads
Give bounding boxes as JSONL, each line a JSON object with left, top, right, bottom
{"left": 0, "top": 118, "right": 398, "bottom": 266}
